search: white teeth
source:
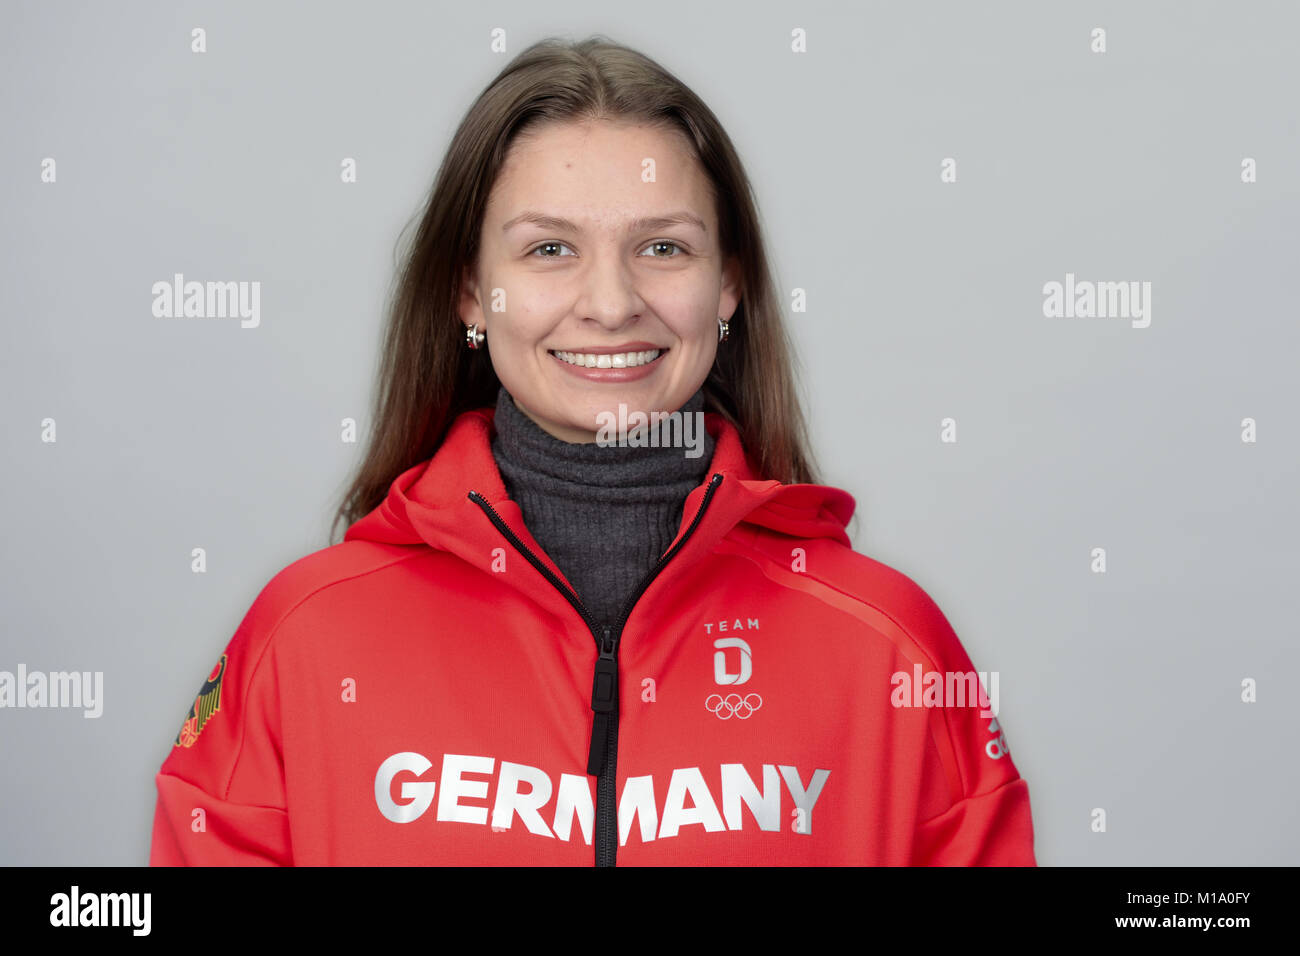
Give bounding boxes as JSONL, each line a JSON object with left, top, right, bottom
{"left": 553, "top": 349, "right": 662, "bottom": 368}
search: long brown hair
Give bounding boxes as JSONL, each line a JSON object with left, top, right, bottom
{"left": 330, "top": 34, "right": 820, "bottom": 544}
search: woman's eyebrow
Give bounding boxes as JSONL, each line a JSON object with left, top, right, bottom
{"left": 501, "top": 210, "right": 708, "bottom": 234}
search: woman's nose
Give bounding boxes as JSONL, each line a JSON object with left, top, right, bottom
{"left": 576, "top": 252, "right": 643, "bottom": 329}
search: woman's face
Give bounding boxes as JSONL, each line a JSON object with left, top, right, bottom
{"left": 460, "top": 118, "right": 741, "bottom": 443}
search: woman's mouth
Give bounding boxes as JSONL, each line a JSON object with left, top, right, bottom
{"left": 550, "top": 348, "right": 663, "bottom": 369}
{"left": 547, "top": 346, "right": 667, "bottom": 382}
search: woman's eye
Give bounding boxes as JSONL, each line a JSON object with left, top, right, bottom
{"left": 640, "top": 240, "right": 683, "bottom": 258}
{"left": 529, "top": 241, "right": 575, "bottom": 258}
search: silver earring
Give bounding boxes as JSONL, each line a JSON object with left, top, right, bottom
{"left": 466, "top": 323, "right": 486, "bottom": 350}
{"left": 717, "top": 316, "right": 730, "bottom": 343}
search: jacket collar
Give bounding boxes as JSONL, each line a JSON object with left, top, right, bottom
{"left": 344, "top": 406, "right": 855, "bottom": 634}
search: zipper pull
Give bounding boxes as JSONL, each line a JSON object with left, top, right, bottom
{"left": 586, "top": 626, "right": 617, "bottom": 776}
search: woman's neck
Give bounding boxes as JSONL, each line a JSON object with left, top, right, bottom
{"left": 489, "top": 385, "right": 714, "bottom": 626}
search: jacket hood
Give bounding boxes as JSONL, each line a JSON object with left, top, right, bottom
{"left": 343, "top": 407, "right": 855, "bottom": 625}
{"left": 346, "top": 406, "right": 854, "bottom": 551}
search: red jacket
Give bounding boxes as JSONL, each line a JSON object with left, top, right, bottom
{"left": 149, "top": 407, "right": 1036, "bottom": 865}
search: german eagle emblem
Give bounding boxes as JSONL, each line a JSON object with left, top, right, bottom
{"left": 174, "top": 654, "right": 228, "bottom": 748}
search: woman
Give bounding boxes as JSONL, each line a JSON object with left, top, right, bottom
{"left": 149, "top": 35, "right": 1036, "bottom": 866}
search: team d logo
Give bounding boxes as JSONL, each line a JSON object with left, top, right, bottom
{"left": 707, "top": 638, "right": 761, "bottom": 719}
{"left": 174, "top": 654, "right": 227, "bottom": 748}
{"left": 713, "top": 638, "right": 752, "bottom": 685}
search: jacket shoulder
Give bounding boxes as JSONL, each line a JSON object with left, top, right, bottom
{"left": 217, "top": 539, "right": 431, "bottom": 665}
{"left": 733, "top": 526, "right": 1027, "bottom": 825}
{"left": 735, "top": 527, "right": 972, "bottom": 671}
{"left": 155, "top": 539, "right": 427, "bottom": 800}
{"left": 253, "top": 539, "right": 429, "bottom": 625}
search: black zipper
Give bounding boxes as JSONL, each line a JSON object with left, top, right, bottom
{"left": 468, "top": 472, "right": 724, "bottom": 867}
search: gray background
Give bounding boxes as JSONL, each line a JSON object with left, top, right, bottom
{"left": 2, "top": 0, "right": 1296, "bottom": 865}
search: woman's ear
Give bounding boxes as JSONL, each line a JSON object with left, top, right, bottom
{"left": 720, "top": 256, "right": 743, "bottom": 320}
{"left": 457, "top": 263, "right": 484, "bottom": 331}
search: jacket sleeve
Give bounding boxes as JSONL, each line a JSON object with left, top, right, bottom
{"left": 149, "top": 608, "right": 292, "bottom": 866}
{"left": 150, "top": 773, "right": 291, "bottom": 865}
{"left": 902, "top": 589, "right": 1038, "bottom": 866}
{"left": 912, "top": 775, "right": 1036, "bottom": 866}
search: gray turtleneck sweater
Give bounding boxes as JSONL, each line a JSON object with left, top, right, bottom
{"left": 490, "top": 386, "right": 714, "bottom": 628}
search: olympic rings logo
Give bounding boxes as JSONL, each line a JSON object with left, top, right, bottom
{"left": 705, "top": 692, "right": 763, "bottom": 720}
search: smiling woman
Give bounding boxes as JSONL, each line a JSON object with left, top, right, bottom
{"left": 462, "top": 119, "right": 736, "bottom": 442}
{"left": 149, "top": 34, "right": 1037, "bottom": 868}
